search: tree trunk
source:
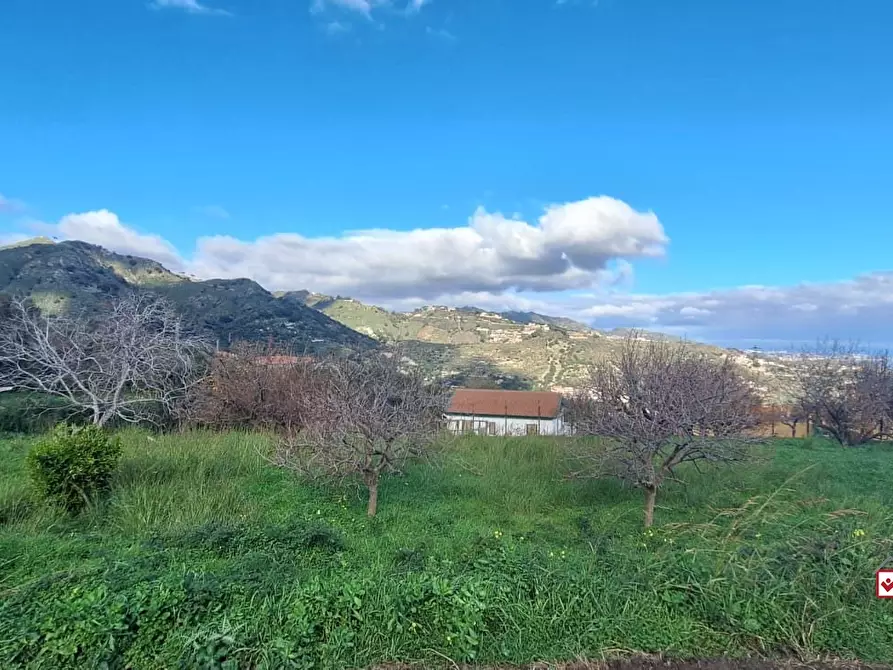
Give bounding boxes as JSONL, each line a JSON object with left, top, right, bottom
{"left": 365, "top": 470, "right": 379, "bottom": 517}
{"left": 643, "top": 485, "right": 657, "bottom": 527}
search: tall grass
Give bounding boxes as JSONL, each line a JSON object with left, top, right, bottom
{"left": 0, "top": 431, "right": 891, "bottom": 669}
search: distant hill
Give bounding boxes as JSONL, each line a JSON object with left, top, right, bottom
{"left": 499, "top": 310, "right": 593, "bottom": 333}
{"left": 0, "top": 240, "right": 375, "bottom": 353}
{"left": 285, "top": 294, "right": 796, "bottom": 398}
{"left": 286, "top": 295, "right": 662, "bottom": 389}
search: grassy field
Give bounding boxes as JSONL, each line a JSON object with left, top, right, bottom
{"left": 0, "top": 431, "right": 892, "bottom": 669}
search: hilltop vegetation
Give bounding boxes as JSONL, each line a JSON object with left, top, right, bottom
{"left": 0, "top": 240, "right": 374, "bottom": 353}
{"left": 0, "top": 431, "right": 891, "bottom": 668}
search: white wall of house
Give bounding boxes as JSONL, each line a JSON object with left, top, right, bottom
{"left": 444, "top": 413, "right": 571, "bottom": 436}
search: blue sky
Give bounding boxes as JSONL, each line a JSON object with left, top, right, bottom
{"left": 2, "top": 0, "right": 892, "bottom": 346}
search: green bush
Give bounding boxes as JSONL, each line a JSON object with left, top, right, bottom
{"left": 27, "top": 423, "right": 122, "bottom": 513}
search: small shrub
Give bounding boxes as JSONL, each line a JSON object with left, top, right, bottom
{"left": 27, "top": 423, "right": 122, "bottom": 513}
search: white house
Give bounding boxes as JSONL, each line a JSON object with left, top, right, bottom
{"left": 444, "top": 389, "right": 570, "bottom": 436}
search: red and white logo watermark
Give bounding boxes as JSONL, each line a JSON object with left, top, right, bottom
{"left": 876, "top": 556, "right": 893, "bottom": 598}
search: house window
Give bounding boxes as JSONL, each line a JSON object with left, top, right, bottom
{"left": 461, "top": 420, "right": 474, "bottom": 433}
{"left": 526, "top": 424, "right": 539, "bottom": 436}
{"left": 488, "top": 421, "right": 497, "bottom": 435}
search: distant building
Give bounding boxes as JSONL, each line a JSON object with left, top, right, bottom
{"left": 444, "top": 389, "right": 570, "bottom": 436}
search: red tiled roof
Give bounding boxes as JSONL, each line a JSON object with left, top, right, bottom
{"left": 447, "top": 389, "right": 562, "bottom": 419}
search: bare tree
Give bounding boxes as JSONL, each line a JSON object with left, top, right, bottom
{"left": 187, "top": 342, "right": 322, "bottom": 430}
{"left": 794, "top": 341, "right": 893, "bottom": 446}
{"left": 775, "top": 404, "right": 809, "bottom": 438}
{"left": 566, "top": 333, "right": 763, "bottom": 527}
{"left": 0, "top": 294, "right": 209, "bottom": 427}
{"left": 277, "top": 349, "right": 448, "bottom": 517}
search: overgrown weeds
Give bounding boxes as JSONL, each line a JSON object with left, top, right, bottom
{"left": 0, "top": 432, "right": 891, "bottom": 668}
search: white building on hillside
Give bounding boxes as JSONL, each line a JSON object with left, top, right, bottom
{"left": 444, "top": 389, "right": 571, "bottom": 436}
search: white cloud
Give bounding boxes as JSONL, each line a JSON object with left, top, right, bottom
{"left": 537, "top": 275, "right": 893, "bottom": 345}
{"left": 186, "top": 196, "right": 667, "bottom": 299}
{"left": 25, "top": 197, "right": 893, "bottom": 345}
{"left": 150, "top": 0, "right": 231, "bottom": 16}
{"left": 53, "top": 210, "right": 184, "bottom": 271}
{"left": 35, "top": 196, "right": 664, "bottom": 300}
{"left": 406, "top": 0, "right": 429, "bottom": 14}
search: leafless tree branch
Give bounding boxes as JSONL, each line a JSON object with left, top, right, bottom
{"left": 0, "top": 293, "right": 210, "bottom": 427}
{"left": 565, "top": 331, "right": 764, "bottom": 527}
{"left": 275, "top": 347, "right": 449, "bottom": 516}
{"left": 793, "top": 340, "right": 893, "bottom": 446}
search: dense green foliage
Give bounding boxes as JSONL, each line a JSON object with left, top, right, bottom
{"left": 0, "top": 432, "right": 891, "bottom": 669}
{"left": 0, "top": 392, "right": 90, "bottom": 433}
{"left": 26, "top": 424, "right": 123, "bottom": 513}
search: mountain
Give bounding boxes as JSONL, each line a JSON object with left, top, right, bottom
{"left": 288, "top": 296, "right": 672, "bottom": 389}
{"left": 0, "top": 239, "right": 796, "bottom": 398}
{"left": 498, "top": 310, "right": 593, "bottom": 333}
{"left": 288, "top": 294, "right": 795, "bottom": 399}
{"left": 0, "top": 240, "right": 375, "bottom": 353}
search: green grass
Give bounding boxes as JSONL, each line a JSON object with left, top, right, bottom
{"left": 1, "top": 431, "right": 892, "bottom": 669}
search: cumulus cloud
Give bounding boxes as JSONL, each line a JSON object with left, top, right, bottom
{"left": 53, "top": 210, "right": 184, "bottom": 271}
{"left": 150, "top": 0, "right": 231, "bottom": 16}
{"left": 33, "top": 196, "right": 664, "bottom": 299}
{"left": 186, "top": 196, "right": 666, "bottom": 298}
{"left": 25, "top": 197, "right": 893, "bottom": 345}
